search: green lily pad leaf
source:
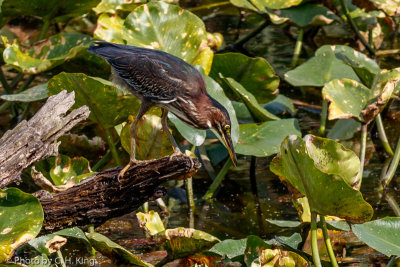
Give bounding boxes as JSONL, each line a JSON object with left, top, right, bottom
{"left": 230, "top": 0, "right": 302, "bottom": 11}
{"left": 54, "top": 227, "right": 90, "bottom": 247}
{"left": 122, "top": 2, "right": 211, "bottom": 71}
{"left": 244, "top": 235, "right": 272, "bottom": 266}
{"left": 274, "top": 233, "right": 302, "bottom": 250}
{"left": 222, "top": 77, "right": 279, "bottom": 122}
{"left": 233, "top": 101, "right": 254, "bottom": 124}
{"left": 235, "top": 119, "right": 301, "bottom": 157}
{"left": 266, "top": 219, "right": 301, "bottom": 228}
{"left": 323, "top": 69, "right": 400, "bottom": 124}
{"left": 168, "top": 113, "right": 206, "bottom": 146}
{"left": 0, "top": 83, "right": 48, "bottom": 102}
{"left": 277, "top": 4, "right": 340, "bottom": 27}
{"left": 28, "top": 235, "right": 67, "bottom": 255}
{"left": 86, "top": 232, "right": 153, "bottom": 266}
{"left": 120, "top": 115, "right": 173, "bottom": 160}
{"left": 251, "top": 248, "right": 307, "bottom": 267}
{"left": 270, "top": 135, "right": 373, "bottom": 223}
{"left": 327, "top": 119, "right": 361, "bottom": 141}
{"left": 48, "top": 72, "right": 141, "bottom": 128}
{"left": 209, "top": 53, "right": 279, "bottom": 103}
{"left": 28, "top": 254, "right": 51, "bottom": 267}
{"left": 1, "top": 0, "right": 100, "bottom": 23}
{"left": 284, "top": 45, "right": 363, "bottom": 87}
{"left": 352, "top": 217, "right": 400, "bottom": 256}
{"left": 162, "top": 227, "right": 220, "bottom": 260}
{"left": 94, "top": 13, "right": 125, "bottom": 44}
{"left": 369, "top": 0, "right": 400, "bottom": 16}
{"left": 208, "top": 238, "right": 247, "bottom": 261}
{"left": 0, "top": 188, "right": 44, "bottom": 263}
{"left": 49, "top": 154, "right": 93, "bottom": 185}
{"left": 264, "top": 94, "right": 295, "bottom": 116}
{"left": 324, "top": 219, "right": 350, "bottom": 231}
{"left": 93, "top": 0, "right": 145, "bottom": 14}
{"left": 3, "top": 33, "right": 92, "bottom": 74}
{"left": 136, "top": 211, "right": 166, "bottom": 236}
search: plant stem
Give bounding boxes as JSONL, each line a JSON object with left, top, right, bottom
{"left": 202, "top": 159, "right": 232, "bottom": 200}
{"left": 338, "top": 0, "right": 375, "bottom": 55}
{"left": 188, "top": 1, "right": 230, "bottom": 11}
{"left": 56, "top": 250, "right": 66, "bottom": 267}
{"left": 92, "top": 150, "right": 111, "bottom": 171}
{"left": 376, "top": 114, "right": 394, "bottom": 156}
{"left": 357, "top": 124, "right": 367, "bottom": 189}
{"left": 0, "top": 67, "right": 11, "bottom": 93}
{"left": 387, "top": 256, "right": 400, "bottom": 267}
{"left": 311, "top": 212, "right": 322, "bottom": 267}
{"left": 186, "top": 177, "right": 195, "bottom": 211}
{"left": 382, "top": 130, "right": 400, "bottom": 187}
{"left": 319, "top": 100, "right": 328, "bottom": 136}
{"left": 291, "top": 28, "right": 304, "bottom": 68}
{"left": 104, "top": 127, "right": 121, "bottom": 166}
{"left": 9, "top": 72, "right": 24, "bottom": 90}
{"left": 320, "top": 216, "right": 339, "bottom": 267}
{"left": 385, "top": 193, "right": 400, "bottom": 217}
{"left": 0, "top": 75, "right": 35, "bottom": 113}
{"left": 234, "top": 19, "right": 270, "bottom": 48}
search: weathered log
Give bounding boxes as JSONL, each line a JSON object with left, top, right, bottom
{"left": 39, "top": 154, "right": 200, "bottom": 231}
{"left": 0, "top": 90, "right": 90, "bottom": 187}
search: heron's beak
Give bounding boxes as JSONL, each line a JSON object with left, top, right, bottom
{"left": 221, "top": 129, "right": 237, "bottom": 167}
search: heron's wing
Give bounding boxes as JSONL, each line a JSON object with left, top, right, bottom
{"left": 89, "top": 42, "right": 206, "bottom": 102}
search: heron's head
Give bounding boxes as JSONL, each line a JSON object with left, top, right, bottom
{"left": 208, "top": 98, "right": 237, "bottom": 166}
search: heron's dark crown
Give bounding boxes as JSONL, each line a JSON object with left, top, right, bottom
{"left": 207, "top": 97, "right": 231, "bottom": 129}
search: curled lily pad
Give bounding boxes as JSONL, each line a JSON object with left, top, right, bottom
{"left": 285, "top": 45, "right": 368, "bottom": 87}
{"left": 49, "top": 154, "right": 93, "bottom": 185}
{"left": 93, "top": 0, "right": 145, "bottom": 14}
{"left": 136, "top": 211, "right": 165, "bottom": 236}
{"left": 277, "top": 4, "right": 340, "bottom": 27}
{"left": 54, "top": 227, "right": 90, "bottom": 247}
{"left": 270, "top": 135, "right": 373, "bottom": 223}
{"left": 251, "top": 248, "right": 307, "bottom": 267}
{"left": 322, "top": 69, "right": 400, "bottom": 124}
{"left": 1, "top": 0, "right": 100, "bottom": 23}
{"left": 230, "top": 0, "right": 302, "bottom": 11}
{"left": 86, "top": 232, "right": 153, "bottom": 266}
{"left": 235, "top": 119, "right": 301, "bottom": 157}
{"left": 0, "top": 83, "right": 48, "bottom": 102}
{"left": 0, "top": 188, "right": 44, "bottom": 263}
{"left": 168, "top": 113, "right": 206, "bottom": 146}
{"left": 48, "top": 72, "right": 141, "bottom": 128}
{"left": 369, "top": 0, "right": 400, "bottom": 15}
{"left": 3, "top": 33, "right": 92, "bottom": 74}
{"left": 352, "top": 217, "right": 400, "bottom": 256}
{"left": 28, "top": 235, "right": 67, "bottom": 255}
{"left": 210, "top": 53, "right": 279, "bottom": 103}
{"left": 162, "top": 227, "right": 220, "bottom": 260}
{"left": 222, "top": 76, "right": 279, "bottom": 121}
{"left": 120, "top": 115, "right": 173, "bottom": 160}
{"left": 94, "top": 2, "right": 213, "bottom": 73}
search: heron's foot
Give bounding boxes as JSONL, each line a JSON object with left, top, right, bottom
{"left": 169, "top": 149, "right": 183, "bottom": 161}
{"left": 117, "top": 159, "right": 144, "bottom": 180}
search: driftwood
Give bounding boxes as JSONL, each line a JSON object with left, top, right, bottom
{"left": 39, "top": 155, "right": 200, "bottom": 231}
{"left": 0, "top": 90, "right": 90, "bottom": 187}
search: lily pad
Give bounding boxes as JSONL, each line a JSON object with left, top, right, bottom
{"left": 0, "top": 188, "right": 44, "bottom": 263}
{"left": 93, "top": 0, "right": 145, "bottom": 14}
{"left": 1, "top": 0, "right": 100, "bottom": 23}
{"left": 285, "top": 45, "right": 366, "bottom": 87}
{"left": 95, "top": 2, "right": 213, "bottom": 73}
{"left": 49, "top": 154, "right": 93, "bottom": 185}
{"left": 230, "top": 0, "right": 302, "bottom": 11}
{"left": 54, "top": 227, "right": 90, "bottom": 247}
{"left": 369, "top": 0, "right": 400, "bottom": 16}
{"left": 352, "top": 217, "right": 400, "bottom": 256}
{"left": 163, "top": 227, "right": 220, "bottom": 260}
{"left": 270, "top": 135, "right": 373, "bottom": 223}
{"left": 28, "top": 235, "right": 67, "bottom": 255}
{"left": 208, "top": 238, "right": 247, "bottom": 262}
{"left": 209, "top": 53, "right": 279, "bottom": 103}
{"left": 86, "top": 232, "right": 153, "bottom": 266}
{"left": 3, "top": 33, "right": 92, "bottom": 74}
{"left": 327, "top": 119, "right": 361, "bottom": 140}
{"left": 251, "top": 248, "right": 307, "bottom": 267}
{"left": 94, "top": 13, "right": 125, "bottom": 44}
{"left": 120, "top": 115, "right": 173, "bottom": 160}
{"left": 222, "top": 77, "right": 279, "bottom": 122}
{"left": 48, "top": 72, "right": 141, "bottom": 128}
{"left": 277, "top": 4, "right": 340, "bottom": 27}
{"left": 168, "top": 113, "right": 206, "bottom": 146}
{"left": 235, "top": 119, "right": 301, "bottom": 157}
{"left": 0, "top": 83, "right": 48, "bottom": 102}
{"left": 322, "top": 69, "right": 400, "bottom": 124}
{"left": 136, "top": 211, "right": 165, "bottom": 236}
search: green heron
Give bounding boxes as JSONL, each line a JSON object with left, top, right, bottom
{"left": 88, "top": 41, "right": 237, "bottom": 177}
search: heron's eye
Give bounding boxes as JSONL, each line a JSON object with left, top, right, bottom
{"left": 224, "top": 125, "right": 230, "bottom": 135}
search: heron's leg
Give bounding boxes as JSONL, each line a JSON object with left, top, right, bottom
{"left": 119, "top": 101, "right": 153, "bottom": 178}
{"left": 161, "top": 108, "right": 181, "bottom": 153}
